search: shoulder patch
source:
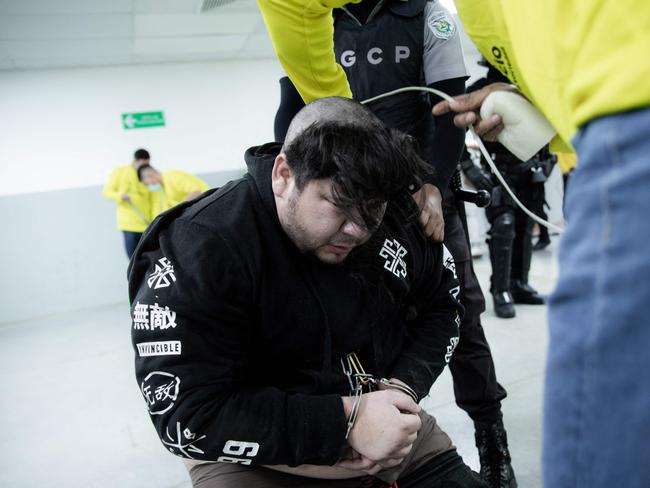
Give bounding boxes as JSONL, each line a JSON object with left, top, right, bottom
{"left": 427, "top": 11, "right": 456, "bottom": 40}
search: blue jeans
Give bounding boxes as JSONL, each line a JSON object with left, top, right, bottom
{"left": 544, "top": 107, "right": 650, "bottom": 487}
{"left": 123, "top": 231, "right": 142, "bottom": 259}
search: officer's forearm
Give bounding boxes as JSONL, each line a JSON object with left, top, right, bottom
{"left": 430, "top": 113, "right": 465, "bottom": 189}
{"left": 428, "top": 77, "right": 467, "bottom": 190}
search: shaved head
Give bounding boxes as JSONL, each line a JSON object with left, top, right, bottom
{"left": 283, "top": 97, "right": 384, "bottom": 151}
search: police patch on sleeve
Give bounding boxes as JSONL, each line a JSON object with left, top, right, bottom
{"left": 428, "top": 12, "right": 456, "bottom": 40}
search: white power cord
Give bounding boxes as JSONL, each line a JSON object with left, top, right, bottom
{"left": 361, "top": 86, "right": 565, "bottom": 234}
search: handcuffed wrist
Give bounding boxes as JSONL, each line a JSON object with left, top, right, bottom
{"left": 345, "top": 389, "right": 363, "bottom": 439}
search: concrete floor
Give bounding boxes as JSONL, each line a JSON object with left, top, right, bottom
{"left": 0, "top": 241, "right": 558, "bottom": 488}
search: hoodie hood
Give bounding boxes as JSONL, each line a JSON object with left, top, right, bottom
{"left": 244, "top": 143, "right": 282, "bottom": 200}
{"left": 244, "top": 142, "right": 299, "bottom": 249}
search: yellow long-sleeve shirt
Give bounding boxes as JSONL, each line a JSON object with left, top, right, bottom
{"left": 454, "top": 0, "right": 650, "bottom": 157}
{"left": 257, "top": 0, "right": 360, "bottom": 103}
{"left": 102, "top": 165, "right": 151, "bottom": 232}
{"left": 258, "top": 0, "right": 650, "bottom": 173}
{"left": 150, "top": 170, "right": 209, "bottom": 218}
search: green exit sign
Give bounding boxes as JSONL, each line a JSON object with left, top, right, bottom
{"left": 122, "top": 111, "right": 165, "bottom": 129}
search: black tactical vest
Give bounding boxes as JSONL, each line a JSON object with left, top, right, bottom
{"left": 333, "top": 0, "right": 430, "bottom": 136}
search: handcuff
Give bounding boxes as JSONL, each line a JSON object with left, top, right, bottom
{"left": 340, "top": 352, "right": 419, "bottom": 439}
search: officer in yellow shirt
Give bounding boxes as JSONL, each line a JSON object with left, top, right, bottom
{"left": 430, "top": 5, "right": 650, "bottom": 487}
{"left": 257, "top": 0, "right": 650, "bottom": 486}
{"left": 137, "top": 165, "right": 208, "bottom": 217}
{"left": 102, "top": 148, "right": 152, "bottom": 258}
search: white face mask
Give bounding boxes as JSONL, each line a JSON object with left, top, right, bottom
{"left": 148, "top": 184, "right": 161, "bottom": 192}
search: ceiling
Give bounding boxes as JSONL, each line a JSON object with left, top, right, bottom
{"left": 0, "top": 0, "right": 275, "bottom": 70}
{"left": 0, "top": 0, "right": 473, "bottom": 72}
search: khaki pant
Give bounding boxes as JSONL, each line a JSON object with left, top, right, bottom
{"left": 187, "top": 411, "right": 454, "bottom": 487}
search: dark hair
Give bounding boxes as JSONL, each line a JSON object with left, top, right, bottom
{"left": 389, "top": 129, "right": 436, "bottom": 188}
{"left": 134, "top": 148, "right": 150, "bottom": 161}
{"left": 137, "top": 164, "right": 153, "bottom": 182}
{"left": 283, "top": 121, "right": 429, "bottom": 229}
{"left": 389, "top": 129, "right": 436, "bottom": 218}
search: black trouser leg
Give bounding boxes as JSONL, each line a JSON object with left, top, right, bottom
{"left": 510, "top": 208, "right": 534, "bottom": 283}
{"left": 508, "top": 180, "right": 544, "bottom": 305}
{"left": 449, "top": 279, "right": 508, "bottom": 424}
{"left": 398, "top": 449, "right": 488, "bottom": 488}
{"left": 443, "top": 195, "right": 507, "bottom": 424}
{"left": 485, "top": 210, "right": 515, "bottom": 293}
{"left": 536, "top": 208, "right": 549, "bottom": 243}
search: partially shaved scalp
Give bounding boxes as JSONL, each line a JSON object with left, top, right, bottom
{"left": 280, "top": 96, "right": 429, "bottom": 229}
{"left": 283, "top": 97, "right": 384, "bottom": 151}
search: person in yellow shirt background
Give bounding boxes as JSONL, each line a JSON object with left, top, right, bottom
{"left": 137, "top": 164, "right": 209, "bottom": 218}
{"left": 102, "top": 148, "right": 152, "bottom": 258}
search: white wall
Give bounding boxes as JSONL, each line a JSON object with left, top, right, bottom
{"left": 0, "top": 59, "right": 286, "bottom": 323}
{"left": 0, "top": 59, "right": 285, "bottom": 196}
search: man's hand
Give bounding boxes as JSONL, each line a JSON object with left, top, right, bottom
{"left": 335, "top": 449, "right": 386, "bottom": 476}
{"left": 432, "top": 82, "right": 518, "bottom": 141}
{"left": 412, "top": 184, "right": 444, "bottom": 242}
{"left": 337, "top": 390, "right": 421, "bottom": 473}
{"left": 121, "top": 193, "right": 131, "bottom": 202}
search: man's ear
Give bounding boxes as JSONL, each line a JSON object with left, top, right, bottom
{"left": 271, "top": 153, "right": 294, "bottom": 198}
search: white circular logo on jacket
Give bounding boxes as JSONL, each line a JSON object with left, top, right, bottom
{"left": 428, "top": 12, "right": 456, "bottom": 40}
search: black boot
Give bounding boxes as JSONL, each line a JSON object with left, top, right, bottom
{"left": 491, "top": 290, "right": 516, "bottom": 318}
{"left": 510, "top": 280, "right": 545, "bottom": 304}
{"left": 511, "top": 217, "right": 544, "bottom": 305}
{"left": 488, "top": 215, "right": 516, "bottom": 319}
{"left": 475, "top": 418, "right": 517, "bottom": 488}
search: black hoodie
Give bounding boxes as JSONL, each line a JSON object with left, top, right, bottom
{"left": 128, "top": 143, "right": 462, "bottom": 466}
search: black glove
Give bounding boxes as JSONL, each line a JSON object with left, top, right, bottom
{"left": 460, "top": 158, "right": 494, "bottom": 192}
